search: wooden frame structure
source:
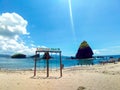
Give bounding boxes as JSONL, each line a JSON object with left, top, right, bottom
{"left": 34, "top": 48, "right": 62, "bottom": 77}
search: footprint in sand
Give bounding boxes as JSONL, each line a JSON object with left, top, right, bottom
{"left": 77, "top": 86, "right": 86, "bottom": 90}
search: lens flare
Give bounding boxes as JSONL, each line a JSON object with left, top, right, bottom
{"left": 68, "top": 0, "right": 76, "bottom": 42}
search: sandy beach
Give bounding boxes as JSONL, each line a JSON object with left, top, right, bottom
{"left": 0, "top": 62, "right": 120, "bottom": 90}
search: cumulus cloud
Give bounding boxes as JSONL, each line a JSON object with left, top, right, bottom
{"left": 0, "top": 12, "right": 29, "bottom": 39}
{"left": 0, "top": 12, "right": 35, "bottom": 55}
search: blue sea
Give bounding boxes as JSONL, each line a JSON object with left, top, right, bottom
{"left": 0, "top": 55, "right": 120, "bottom": 70}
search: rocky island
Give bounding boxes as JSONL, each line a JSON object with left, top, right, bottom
{"left": 11, "top": 53, "right": 26, "bottom": 58}
{"left": 75, "top": 41, "right": 93, "bottom": 59}
{"left": 42, "top": 52, "right": 51, "bottom": 59}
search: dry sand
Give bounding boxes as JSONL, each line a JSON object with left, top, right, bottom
{"left": 0, "top": 62, "right": 120, "bottom": 90}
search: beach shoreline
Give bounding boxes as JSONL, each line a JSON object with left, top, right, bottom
{"left": 0, "top": 62, "right": 120, "bottom": 90}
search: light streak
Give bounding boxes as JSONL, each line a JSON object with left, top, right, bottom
{"left": 68, "top": 0, "right": 77, "bottom": 42}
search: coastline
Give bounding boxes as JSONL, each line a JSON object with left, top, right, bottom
{"left": 0, "top": 62, "right": 120, "bottom": 90}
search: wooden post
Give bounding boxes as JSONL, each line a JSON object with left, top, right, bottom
{"left": 60, "top": 51, "right": 62, "bottom": 77}
{"left": 34, "top": 51, "right": 37, "bottom": 76}
{"left": 46, "top": 52, "right": 49, "bottom": 77}
{"left": 46, "top": 59, "right": 49, "bottom": 77}
{"left": 34, "top": 49, "right": 62, "bottom": 77}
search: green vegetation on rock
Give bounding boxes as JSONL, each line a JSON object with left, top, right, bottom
{"left": 79, "top": 41, "right": 89, "bottom": 49}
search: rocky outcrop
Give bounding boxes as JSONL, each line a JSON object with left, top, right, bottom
{"left": 42, "top": 52, "right": 51, "bottom": 59}
{"left": 11, "top": 53, "right": 26, "bottom": 58}
{"left": 75, "top": 41, "right": 93, "bottom": 59}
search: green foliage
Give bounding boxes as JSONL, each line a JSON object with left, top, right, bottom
{"left": 79, "top": 41, "right": 89, "bottom": 49}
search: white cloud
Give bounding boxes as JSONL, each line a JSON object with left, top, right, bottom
{"left": 0, "top": 12, "right": 29, "bottom": 39}
{"left": 93, "top": 46, "right": 120, "bottom": 55}
{"left": 93, "top": 50, "right": 100, "bottom": 55}
{"left": 0, "top": 12, "right": 35, "bottom": 55}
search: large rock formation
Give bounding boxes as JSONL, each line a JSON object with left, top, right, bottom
{"left": 75, "top": 41, "right": 93, "bottom": 59}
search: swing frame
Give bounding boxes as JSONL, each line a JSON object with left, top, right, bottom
{"left": 34, "top": 48, "right": 62, "bottom": 77}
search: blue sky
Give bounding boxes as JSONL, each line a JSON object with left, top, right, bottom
{"left": 0, "top": 0, "right": 120, "bottom": 56}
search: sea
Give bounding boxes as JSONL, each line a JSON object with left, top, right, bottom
{"left": 0, "top": 55, "right": 120, "bottom": 70}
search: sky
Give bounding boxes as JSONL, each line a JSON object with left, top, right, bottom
{"left": 0, "top": 0, "right": 120, "bottom": 56}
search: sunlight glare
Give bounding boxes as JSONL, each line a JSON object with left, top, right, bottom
{"left": 68, "top": 0, "right": 77, "bottom": 42}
